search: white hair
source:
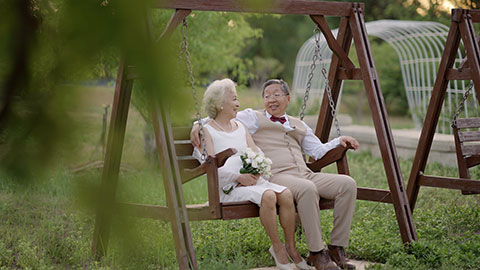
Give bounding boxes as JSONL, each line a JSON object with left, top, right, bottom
{"left": 202, "top": 79, "right": 235, "bottom": 119}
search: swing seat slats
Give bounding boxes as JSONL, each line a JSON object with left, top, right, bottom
{"left": 453, "top": 117, "right": 480, "bottom": 195}
{"left": 455, "top": 117, "right": 480, "bottom": 129}
{"left": 458, "top": 131, "right": 480, "bottom": 142}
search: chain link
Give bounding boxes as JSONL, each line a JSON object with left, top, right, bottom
{"left": 182, "top": 19, "right": 207, "bottom": 161}
{"left": 300, "top": 26, "right": 320, "bottom": 121}
{"left": 452, "top": 81, "right": 474, "bottom": 128}
{"left": 300, "top": 25, "right": 341, "bottom": 137}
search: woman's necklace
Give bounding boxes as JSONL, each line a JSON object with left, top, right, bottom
{"left": 212, "top": 119, "right": 232, "bottom": 132}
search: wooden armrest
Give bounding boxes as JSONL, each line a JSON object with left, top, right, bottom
{"left": 466, "top": 155, "right": 480, "bottom": 168}
{"left": 214, "top": 148, "right": 237, "bottom": 167}
{"left": 182, "top": 148, "right": 237, "bottom": 183}
{"left": 306, "top": 145, "right": 352, "bottom": 172}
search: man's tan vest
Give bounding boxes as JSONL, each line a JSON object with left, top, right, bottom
{"left": 253, "top": 110, "right": 309, "bottom": 174}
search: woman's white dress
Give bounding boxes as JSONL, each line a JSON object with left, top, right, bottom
{"left": 204, "top": 120, "right": 286, "bottom": 206}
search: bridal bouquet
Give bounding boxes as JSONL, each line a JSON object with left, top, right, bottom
{"left": 239, "top": 148, "right": 273, "bottom": 179}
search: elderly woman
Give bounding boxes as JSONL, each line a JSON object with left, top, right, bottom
{"left": 195, "top": 79, "right": 309, "bottom": 270}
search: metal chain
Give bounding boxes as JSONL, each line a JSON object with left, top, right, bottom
{"left": 182, "top": 19, "right": 207, "bottom": 161}
{"left": 300, "top": 25, "right": 341, "bottom": 136}
{"left": 452, "top": 81, "right": 474, "bottom": 128}
{"left": 322, "top": 57, "right": 342, "bottom": 137}
{"left": 300, "top": 26, "right": 320, "bottom": 121}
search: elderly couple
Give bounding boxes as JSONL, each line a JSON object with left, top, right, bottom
{"left": 191, "top": 78, "right": 359, "bottom": 270}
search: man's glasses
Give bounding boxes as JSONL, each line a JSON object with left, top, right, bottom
{"left": 264, "top": 94, "right": 289, "bottom": 100}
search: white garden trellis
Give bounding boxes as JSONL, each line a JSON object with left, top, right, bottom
{"left": 293, "top": 19, "right": 479, "bottom": 134}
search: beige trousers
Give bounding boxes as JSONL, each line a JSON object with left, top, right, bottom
{"left": 270, "top": 171, "right": 357, "bottom": 251}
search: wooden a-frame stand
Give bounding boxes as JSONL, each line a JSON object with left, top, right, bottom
{"left": 91, "top": 1, "right": 417, "bottom": 269}
{"left": 407, "top": 8, "right": 480, "bottom": 210}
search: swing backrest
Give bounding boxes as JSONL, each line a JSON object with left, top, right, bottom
{"left": 172, "top": 126, "right": 234, "bottom": 183}
{"left": 453, "top": 117, "right": 480, "bottom": 179}
{"left": 173, "top": 127, "right": 200, "bottom": 171}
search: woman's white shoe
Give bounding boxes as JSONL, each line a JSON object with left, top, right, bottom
{"left": 285, "top": 245, "right": 310, "bottom": 270}
{"left": 269, "top": 246, "right": 294, "bottom": 270}
{"left": 293, "top": 258, "right": 310, "bottom": 270}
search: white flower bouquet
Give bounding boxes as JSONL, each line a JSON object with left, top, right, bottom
{"left": 239, "top": 148, "right": 273, "bottom": 179}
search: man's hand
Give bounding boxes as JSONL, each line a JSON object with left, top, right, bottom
{"left": 190, "top": 123, "right": 201, "bottom": 148}
{"left": 340, "top": 136, "right": 359, "bottom": 150}
{"left": 236, "top": 174, "right": 259, "bottom": 187}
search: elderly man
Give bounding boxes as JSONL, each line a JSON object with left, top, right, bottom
{"left": 192, "top": 79, "right": 359, "bottom": 270}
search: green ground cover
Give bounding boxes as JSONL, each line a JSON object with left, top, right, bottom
{"left": 1, "top": 86, "right": 479, "bottom": 269}
{"left": 1, "top": 153, "right": 479, "bottom": 270}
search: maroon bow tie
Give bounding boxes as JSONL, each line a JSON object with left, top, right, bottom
{"left": 270, "top": 115, "right": 286, "bottom": 124}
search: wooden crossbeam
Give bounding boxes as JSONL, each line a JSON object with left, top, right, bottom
{"left": 446, "top": 68, "right": 472, "bottom": 80}
{"left": 152, "top": 0, "right": 361, "bottom": 16}
{"left": 418, "top": 174, "right": 480, "bottom": 193}
{"left": 310, "top": 15, "right": 356, "bottom": 75}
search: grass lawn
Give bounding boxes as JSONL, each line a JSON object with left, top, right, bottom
{"left": 0, "top": 86, "right": 479, "bottom": 269}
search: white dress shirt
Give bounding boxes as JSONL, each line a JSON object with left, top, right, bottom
{"left": 236, "top": 108, "right": 340, "bottom": 160}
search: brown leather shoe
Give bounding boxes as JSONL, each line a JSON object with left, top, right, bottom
{"left": 327, "top": 245, "right": 355, "bottom": 270}
{"left": 307, "top": 249, "right": 340, "bottom": 270}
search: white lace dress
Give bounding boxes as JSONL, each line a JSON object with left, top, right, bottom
{"left": 204, "top": 120, "right": 286, "bottom": 206}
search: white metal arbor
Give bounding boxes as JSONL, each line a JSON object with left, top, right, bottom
{"left": 293, "top": 20, "right": 479, "bottom": 134}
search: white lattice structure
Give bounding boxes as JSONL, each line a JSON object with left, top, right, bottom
{"left": 293, "top": 20, "right": 479, "bottom": 134}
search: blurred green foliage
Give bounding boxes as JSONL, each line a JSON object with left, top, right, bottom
{"left": 0, "top": 1, "right": 260, "bottom": 181}
{"left": 0, "top": 0, "right": 177, "bottom": 181}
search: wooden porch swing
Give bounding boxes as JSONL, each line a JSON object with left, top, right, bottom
{"left": 407, "top": 8, "right": 480, "bottom": 210}
{"left": 452, "top": 83, "right": 480, "bottom": 195}
{"left": 91, "top": 1, "right": 418, "bottom": 269}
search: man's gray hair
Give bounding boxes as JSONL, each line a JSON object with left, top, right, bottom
{"left": 203, "top": 78, "right": 236, "bottom": 119}
{"left": 261, "top": 79, "right": 290, "bottom": 97}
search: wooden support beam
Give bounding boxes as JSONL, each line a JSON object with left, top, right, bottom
{"left": 468, "top": 9, "right": 480, "bottom": 23}
{"left": 315, "top": 16, "right": 353, "bottom": 142}
{"left": 350, "top": 4, "right": 417, "bottom": 244}
{"left": 357, "top": 188, "right": 392, "bottom": 203}
{"left": 418, "top": 175, "right": 480, "bottom": 192}
{"left": 153, "top": 105, "right": 198, "bottom": 270}
{"left": 115, "top": 202, "right": 216, "bottom": 221}
{"left": 153, "top": 0, "right": 361, "bottom": 16}
{"left": 446, "top": 68, "right": 472, "bottom": 80}
{"left": 407, "top": 14, "right": 462, "bottom": 211}
{"left": 310, "top": 15, "right": 355, "bottom": 76}
{"left": 126, "top": 65, "right": 139, "bottom": 80}
{"left": 337, "top": 68, "right": 362, "bottom": 80}
{"left": 459, "top": 10, "right": 480, "bottom": 103}
{"left": 92, "top": 56, "right": 134, "bottom": 258}
{"left": 158, "top": 9, "right": 192, "bottom": 41}
{"left": 115, "top": 202, "right": 171, "bottom": 220}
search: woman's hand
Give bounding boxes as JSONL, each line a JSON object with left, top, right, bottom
{"left": 236, "top": 174, "right": 259, "bottom": 187}
{"left": 190, "top": 123, "right": 201, "bottom": 148}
